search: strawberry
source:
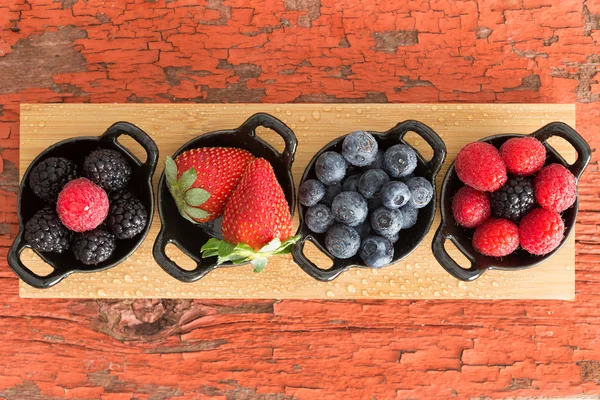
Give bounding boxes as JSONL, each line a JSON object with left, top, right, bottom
{"left": 201, "top": 158, "right": 298, "bottom": 272}
{"left": 165, "top": 147, "right": 255, "bottom": 223}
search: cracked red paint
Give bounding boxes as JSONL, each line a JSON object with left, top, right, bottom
{"left": 1, "top": 0, "right": 600, "bottom": 398}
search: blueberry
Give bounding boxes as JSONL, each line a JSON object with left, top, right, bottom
{"left": 342, "top": 174, "right": 360, "bottom": 192}
{"left": 325, "top": 224, "right": 361, "bottom": 259}
{"left": 370, "top": 207, "right": 403, "bottom": 237}
{"left": 406, "top": 177, "right": 434, "bottom": 209}
{"left": 315, "top": 151, "right": 347, "bottom": 185}
{"left": 360, "top": 235, "right": 394, "bottom": 268}
{"left": 383, "top": 144, "right": 417, "bottom": 178}
{"left": 342, "top": 131, "right": 378, "bottom": 167}
{"left": 320, "top": 182, "right": 342, "bottom": 206}
{"left": 331, "top": 191, "right": 368, "bottom": 227}
{"left": 364, "top": 151, "right": 384, "bottom": 170}
{"left": 383, "top": 231, "right": 400, "bottom": 243}
{"left": 358, "top": 169, "right": 390, "bottom": 199}
{"left": 399, "top": 203, "right": 419, "bottom": 229}
{"left": 381, "top": 181, "right": 411, "bottom": 209}
{"left": 354, "top": 219, "right": 371, "bottom": 239}
{"left": 298, "top": 179, "right": 326, "bottom": 207}
{"left": 305, "top": 204, "right": 334, "bottom": 233}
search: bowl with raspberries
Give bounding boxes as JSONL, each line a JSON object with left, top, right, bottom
{"left": 292, "top": 120, "right": 446, "bottom": 281}
{"left": 153, "top": 113, "right": 298, "bottom": 282}
{"left": 433, "top": 122, "right": 591, "bottom": 281}
{"left": 8, "top": 122, "right": 158, "bottom": 288}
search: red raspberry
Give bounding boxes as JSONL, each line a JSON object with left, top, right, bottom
{"left": 520, "top": 208, "right": 565, "bottom": 255}
{"left": 500, "top": 137, "right": 546, "bottom": 176}
{"left": 534, "top": 163, "right": 577, "bottom": 212}
{"left": 455, "top": 142, "right": 507, "bottom": 192}
{"left": 472, "top": 218, "right": 519, "bottom": 257}
{"left": 57, "top": 178, "right": 109, "bottom": 232}
{"left": 452, "top": 186, "right": 491, "bottom": 228}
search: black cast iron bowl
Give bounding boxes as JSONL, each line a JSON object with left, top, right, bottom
{"left": 8, "top": 122, "right": 159, "bottom": 289}
{"left": 292, "top": 120, "right": 447, "bottom": 282}
{"left": 152, "top": 113, "right": 297, "bottom": 283}
{"left": 433, "top": 122, "right": 591, "bottom": 282}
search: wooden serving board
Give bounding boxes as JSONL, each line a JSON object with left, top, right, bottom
{"left": 18, "top": 104, "right": 576, "bottom": 300}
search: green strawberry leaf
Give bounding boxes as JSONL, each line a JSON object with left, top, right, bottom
{"left": 164, "top": 157, "right": 178, "bottom": 184}
{"left": 179, "top": 210, "right": 196, "bottom": 224}
{"left": 273, "top": 235, "right": 300, "bottom": 255}
{"left": 251, "top": 258, "right": 267, "bottom": 273}
{"left": 184, "top": 205, "right": 209, "bottom": 220}
{"left": 185, "top": 188, "right": 210, "bottom": 206}
{"left": 201, "top": 238, "right": 222, "bottom": 252}
{"left": 259, "top": 238, "right": 282, "bottom": 254}
{"left": 202, "top": 249, "right": 219, "bottom": 258}
{"left": 179, "top": 168, "right": 197, "bottom": 191}
{"left": 217, "top": 241, "right": 236, "bottom": 257}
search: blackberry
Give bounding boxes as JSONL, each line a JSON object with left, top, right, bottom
{"left": 107, "top": 191, "right": 148, "bottom": 239}
{"left": 72, "top": 228, "right": 116, "bottom": 265}
{"left": 490, "top": 176, "right": 535, "bottom": 223}
{"left": 83, "top": 149, "right": 132, "bottom": 192}
{"left": 29, "top": 157, "right": 77, "bottom": 201}
{"left": 24, "top": 207, "right": 71, "bottom": 253}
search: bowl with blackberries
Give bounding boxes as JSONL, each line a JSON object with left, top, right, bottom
{"left": 292, "top": 120, "right": 446, "bottom": 281}
{"left": 433, "top": 122, "right": 591, "bottom": 281}
{"left": 8, "top": 122, "right": 158, "bottom": 288}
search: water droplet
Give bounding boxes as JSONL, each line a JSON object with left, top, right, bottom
{"left": 113, "top": 279, "right": 121, "bottom": 284}
{"left": 124, "top": 274, "right": 133, "bottom": 283}
{"left": 437, "top": 116, "right": 446, "bottom": 123}
{"left": 361, "top": 290, "right": 369, "bottom": 296}
{"left": 457, "top": 105, "right": 463, "bottom": 110}
{"left": 142, "top": 275, "right": 148, "bottom": 281}
{"left": 347, "top": 284, "right": 356, "bottom": 293}
{"left": 492, "top": 281, "right": 499, "bottom": 287}
{"left": 135, "top": 290, "right": 143, "bottom": 296}
{"left": 38, "top": 121, "right": 46, "bottom": 128}
{"left": 389, "top": 280, "right": 396, "bottom": 286}
{"left": 336, "top": 113, "right": 341, "bottom": 118}
{"left": 323, "top": 105, "right": 332, "bottom": 112}
{"left": 406, "top": 263, "right": 412, "bottom": 270}
{"left": 366, "top": 114, "right": 371, "bottom": 119}
{"left": 275, "top": 106, "right": 281, "bottom": 112}
{"left": 97, "top": 289, "right": 106, "bottom": 296}
{"left": 450, "top": 112, "right": 456, "bottom": 117}
{"left": 483, "top": 113, "right": 489, "bottom": 117}
{"left": 335, "top": 105, "right": 343, "bottom": 111}
{"left": 454, "top": 121, "right": 459, "bottom": 126}
{"left": 285, "top": 109, "right": 292, "bottom": 116}
{"left": 458, "top": 281, "right": 468, "bottom": 290}
{"left": 431, "top": 105, "right": 438, "bottom": 111}
{"left": 345, "top": 113, "right": 350, "bottom": 118}
{"left": 400, "top": 285, "right": 406, "bottom": 290}
{"left": 434, "top": 291, "right": 440, "bottom": 297}
{"left": 467, "top": 115, "right": 473, "bottom": 120}
{"left": 326, "top": 290, "right": 335, "bottom": 297}
{"left": 362, "top": 279, "right": 368, "bottom": 284}
{"left": 566, "top": 265, "right": 571, "bottom": 270}
{"left": 357, "top": 109, "right": 362, "bottom": 114}
{"left": 299, "top": 115, "right": 306, "bottom": 122}
{"left": 312, "top": 110, "right": 321, "bottom": 120}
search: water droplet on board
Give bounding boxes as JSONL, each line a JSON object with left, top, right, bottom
{"left": 336, "top": 113, "right": 341, "bottom": 118}
{"left": 299, "top": 115, "right": 306, "bottom": 122}
{"left": 406, "top": 263, "right": 412, "bottom": 270}
{"left": 97, "top": 289, "right": 106, "bottom": 296}
{"left": 357, "top": 109, "right": 362, "bottom": 114}
{"left": 38, "top": 121, "right": 46, "bottom": 128}
{"left": 323, "top": 105, "right": 332, "bottom": 112}
{"left": 345, "top": 113, "right": 351, "bottom": 118}
{"left": 431, "top": 105, "right": 438, "bottom": 111}
{"left": 450, "top": 112, "right": 456, "bottom": 117}
{"left": 276, "top": 107, "right": 281, "bottom": 112}
{"left": 347, "top": 284, "right": 356, "bottom": 293}
{"left": 483, "top": 113, "right": 489, "bottom": 117}
{"left": 438, "top": 117, "right": 446, "bottom": 123}
{"left": 136, "top": 290, "right": 143, "bottom": 296}
{"left": 362, "top": 290, "right": 369, "bottom": 296}
{"left": 362, "top": 279, "right": 368, "bottom": 284}
{"left": 285, "top": 110, "right": 292, "bottom": 116}
{"left": 312, "top": 110, "right": 321, "bottom": 120}
{"left": 434, "top": 291, "right": 440, "bottom": 297}
{"left": 326, "top": 290, "right": 335, "bottom": 297}
{"left": 467, "top": 115, "right": 473, "bottom": 120}
{"left": 566, "top": 265, "right": 571, "bottom": 270}
{"left": 113, "top": 279, "right": 121, "bottom": 284}
{"left": 492, "top": 281, "right": 499, "bottom": 287}
{"left": 458, "top": 281, "right": 468, "bottom": 290}
{"left": 457, "top": 105, "right": 463, "bottom": 110}
{"left": 124, "top": 274, "right": 133, "bottom": 283}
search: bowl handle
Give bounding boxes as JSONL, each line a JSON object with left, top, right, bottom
{"left": 386, "top": 120, "right": 447, "bottom": 176}
{"left": 238, "top": 113, "right": 298, "bottom": 169}
{"left": 7, "top": 232, "right": 66, "bottom": 289}
{"left": 432, "top": 225, "right": 487, "bottom": 281}
{"left": 101, "top": 121, "right": 159, "bottom": 180}
{"left": 152, "top": 227, "right": 213, "bottom": 283}
{"left": 532, "top": 122, "right": 591, "bottom": 180}
{"left": 291, "top": 234, "right": 348, "bottom": 282}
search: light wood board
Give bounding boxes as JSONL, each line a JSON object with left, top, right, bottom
{"left": 17, "top": 104, "right": 576, "bottom": 299}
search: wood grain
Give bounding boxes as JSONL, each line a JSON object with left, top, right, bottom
{"left": 18, "top": 103, "right": 576, "bottom": 299}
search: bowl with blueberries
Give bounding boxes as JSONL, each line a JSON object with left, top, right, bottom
{"left": 292, "top": 120, "right": 446, "bottom": 281}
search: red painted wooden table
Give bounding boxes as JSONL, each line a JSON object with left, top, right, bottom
{"left": 1, "top": 0, "right": 600, "bottom": 399}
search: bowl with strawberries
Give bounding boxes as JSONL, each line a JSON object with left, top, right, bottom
{"left": 433, "top": 122, "right": 591, "bottom": 281}
{"left": 152, "top": 113, "right": 298, "bottom": 282}
{"left": 292, "top": 120, "right": 446, "bottom": 281}
{"left": 8, "top": 122, "right": 158, "bottom": 288}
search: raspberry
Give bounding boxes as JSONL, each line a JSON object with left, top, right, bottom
{"left": 534, "top": 163, "right": 577, "bottom": 213}
{"left": 452, "top": 186, "right": 491, "bottom": 228}
{"left": 500, "top": 137, "right": 546, "bottom": 176}
{"left": 472, "top": 218, "right": 519, "bottom": 257}
{"left": 455, "top": 142, "right": 507, "bottom": 192}
{"left": 520, "top": 208, "right": 565, "bottom": 255}
{"left": 56, "top": 178, "right": 109, "bottom": 232}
